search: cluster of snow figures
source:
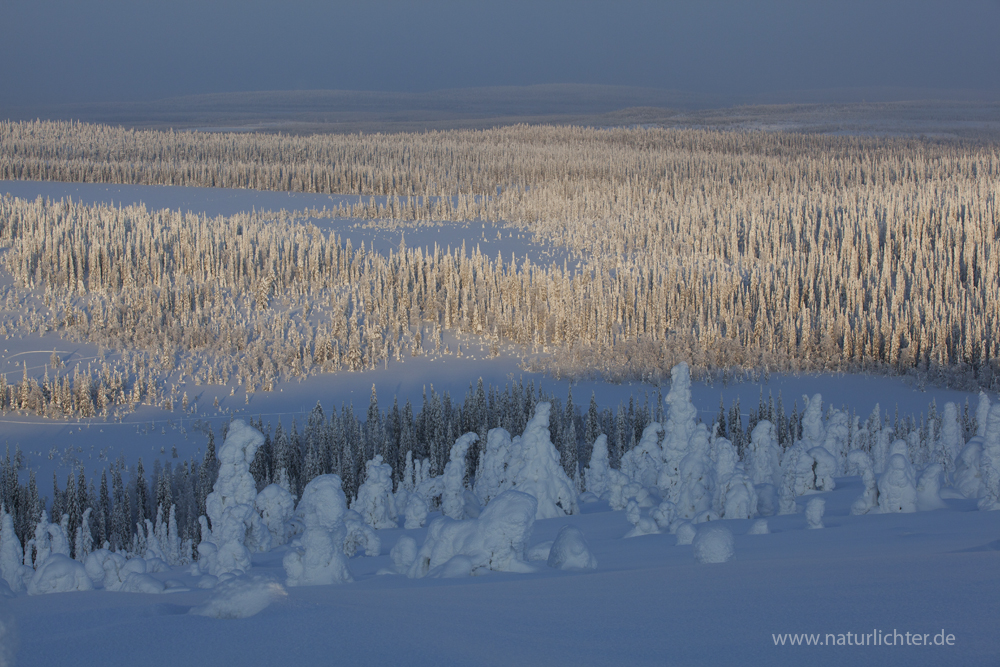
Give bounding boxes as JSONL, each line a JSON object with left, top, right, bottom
{"left": 4, "top": 363, "right": 1000, "bottom": 596}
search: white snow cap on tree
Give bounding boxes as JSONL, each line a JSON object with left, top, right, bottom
{"left": 977, "top": 404, "right": 1000, "bottom": 511}
{"left": 507, "top": 403, "right": 578, "bottom": 519}
{"left": 197, "top": 420, "right": 268, "bottom": 576}
{"left": 746, "top": 420, "right": 781, "bottom": 487}
{"left": 916, "top": 463, "right": 948, "bottom": 512}
{"left": 354, "top": 454, "right": 399, "bottom": 528}
{"left": 284, "top": 474, "right": 354, "bottom": 586}
{"left": 975, "top": 392, "right": 991, "bottom": 437}
{"left": 799, "top": 394, "right": 826, "bottom": 451}
{"left": 621, "top": 422, "right": 663, "bottom": 489}
{"left": 848, "top": 450, "right": 879, "bottom": 515}
{"left": 441, "top": 433, "right": 479, "bottom": 520}
{"left": 808, "top": 447, "right": 837, "bottom": 491}
{"left": 256, "top": 484, "right": 296, "bottom": 547}
{"left": 953, "top": 438, "right": 984, "bottom": 499}
{"left": 878, "top": 454, "right": 917, "bottom": 513}
{"left": 547, "top": 525, "right": 597, "bottom": 571}
{"left": 407, "top": 490, "right": 537, "bottom": 578}
{"left": 404, "top": 493, "right": 429, "bottom": 529}
{"left": 0, "top": 508, "right": 25, "bottom": 593}
{"left": 660, "top": 363, "right": 698, "bottom": 501}
{"left": 584, "top": 434, "right": 611, "bottom": 498}
{"left": 675, "top": 425, "right": 714, "bottom": 519}
{"left": 821, "top": 409, "right": 850, "bottom": 475}
{"left": 474, "top": 427, "right": 514, "bottom": 505}
{"left": 937, "top": 402, "right": 964, "bottom": 472}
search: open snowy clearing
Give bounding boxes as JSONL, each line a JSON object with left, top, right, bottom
{"left": 5, "top": 483, "right": 998, "bottom": 667}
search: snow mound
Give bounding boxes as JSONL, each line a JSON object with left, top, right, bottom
{"left": 917, "top": 464, "right": 948, "bottom": 511}
{"left": 526, "top": 541, "right": 553, "bottom": 562}
{"left": 119, "top": 572, "right": 166, "bottom": 594}
{"left": 675, "top": 522, "right": 697, "bottom": 545}
{"left": 26, "top": 554, "right": 93, "bottom": 595}
{"left": 403, "top": 493, "right": 428, "bottom": 529}
{"left": 389, "top": 536, "right": 418, "bottom": 574}
{"left": 190, "top": 576, "right": 287, "bottom": 619}
{"left": 879, "top": 453, "right": 917, "bottom": 513}
{"left": 692, "top": 526, "right": 735, "bottom": 564}
{"left": 748, "top": 519, "right": 769, "bottom": 535}
{"left": 547, "top": 525, "right": 597, "bottom": 571}
{"left": 408, "top": 490, "right": 537, "bottom": 578}
{"left": 805, "top": 497, "right": 826, "bottom": 529}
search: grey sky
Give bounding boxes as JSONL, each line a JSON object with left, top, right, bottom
{"left": 1, "top": 0, "right": 998, "bottom": 106}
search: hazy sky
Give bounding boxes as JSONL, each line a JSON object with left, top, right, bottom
{"left": 2, "top": 0, "right": 998, "bottom": 106}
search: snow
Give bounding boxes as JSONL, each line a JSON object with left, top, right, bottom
{"left": 878, "top": 455, "right": 918, "bottom": 514}
{"left": 353, "top": 455, "right": 398, "bottom": 528}
{"left": 505, "top": 403, "right": 578, "bottom": 520}
{"left": 546, "top": 525, "right": 597, "bottom": 571}
{"left": 283, "top": 475, "right": 353, "bottom": 587}
{"left": 255, "top": 484, "right": 296, "bottom": 547}
{"left": 197, "top": 420, "right": 267, "bottom": 576}
{"left": 692, "top": 525, "right": 735, "bottom": 564}
{"left": 407, "top": 490, "right": 537, "bottom": 578}
{"left": 805, "top": 497, "right": 826, "bottom": 529}
{"left": 440, "top": 433, "right": 479, "bottom": 520}
{"left": 25, "top": 554, "right": 93, "bottom": 595}
{"left": 189, "top": 576, "right": 287, "bottom": 619}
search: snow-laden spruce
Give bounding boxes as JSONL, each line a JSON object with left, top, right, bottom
{"left": 504, "top": 403, "right": 578, "bottom": 520}
{"left": 353, "top": 455, "right": 398, "bottom": 528}
{"left": 196, "top": 420, "right": 268, "bottom": 577}
{"left": 745, "top": 421, "right": 781, "bottom": 487}
{"left": 284, "top": 474, "right": 353, "bottom": 586}
{"left": 977, "top": 403, "right": 1000, "bottom": 511}
{"left": 878, "top": 453, "right": 917, "bottom": 514}
{"left": 407, "top": 490, "right": 537, "bottom": 578}
{"left": 0, "top": 508, "right": 26, "bottom": 594}
{"left": 256, "top": 484, "right": 296, "bottom": 547}
{"left": 659, "top": 362, "right": 699, "bottom": 503}
{"left": 584, "top": 434, "right": 611, "bottom": 498}
{"left": 441, "top": 433, "right": 479, "bottom": 520}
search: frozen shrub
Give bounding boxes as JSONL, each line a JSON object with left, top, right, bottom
{"left": 805, "top": 497, "right": 825, "bottom": 529}
{"left": 547, "top": 525, "right": 597, "bottom": 570}
{"left": 755, "top": 484, "right": 777, "bottom": 517}
{"left": 474, "top": 428, "right": 514, "bottom": 505}
{"left": 748, "top": 519, "right": 769, "bottom": 535}
{"left": 620, "top": 422, "right": 664, "bottom": 489}
{"left": 650, "top": 500, "right": 677, "bottom": 530}
{"left": 692, "top": 525, "right": 735, "bottom": 563}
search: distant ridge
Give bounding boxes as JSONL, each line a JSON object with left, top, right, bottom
{"left": 3, "top": 84, "right": 999, "bottom": 139}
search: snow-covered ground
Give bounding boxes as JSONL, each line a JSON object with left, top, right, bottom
{"left": 5, "top": 482, "right": 998, "bottom": 666}
{"left": 2, "top": 181, "right": 997, "bottom": 667}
